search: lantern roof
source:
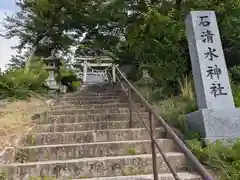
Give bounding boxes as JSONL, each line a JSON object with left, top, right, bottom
{"left": 43, "top": 55, "right": 62, "bottom": 66}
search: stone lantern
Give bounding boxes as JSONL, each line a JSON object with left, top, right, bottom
{"left": 43, "top": 52, "right": 61, "bottom": 96}
{"left": 142, "top": 67, "right": 150, "bottom": 78}
{"left": 141, "top": 66, "right": 153, "bottom": 85}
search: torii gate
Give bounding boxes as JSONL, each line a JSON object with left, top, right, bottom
{"left": 73, "top": 56, "right": 117, "bottom": 84}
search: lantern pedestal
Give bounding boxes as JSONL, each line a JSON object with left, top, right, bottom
{"left": 43, "top": 52, "right": 62, "bottom": 101}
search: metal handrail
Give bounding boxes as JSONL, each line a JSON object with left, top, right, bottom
{"left": 114, "top": 67, "right": 214, "bottom": 180}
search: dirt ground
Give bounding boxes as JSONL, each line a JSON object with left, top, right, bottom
{"left": 0, "top": 97, "right": 48, "bottom": 151}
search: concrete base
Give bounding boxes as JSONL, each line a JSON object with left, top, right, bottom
{"left": 46, "top": 79, "right": 59, "bottom": 90}
{"left": 60, "top": 85, "right": 67, "bottom": 93}
{"left": 187, "top": 108, "right": 240, "bottom": 144}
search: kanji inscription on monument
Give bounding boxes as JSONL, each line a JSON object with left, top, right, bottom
{"left": 185, "top": 11, "right": 234, "bottom": 109}
{"left": 185, "top": 11, "right": 240, "bottom": 143}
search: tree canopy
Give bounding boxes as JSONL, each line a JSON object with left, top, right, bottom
{"left": 2, "top": 0, "right": 240, "bottom": 86}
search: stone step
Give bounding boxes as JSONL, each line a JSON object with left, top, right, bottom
{"left": 77, "top": 172, "right": 201, "bottom": 180}
{"left": 14, "top": 139, "right": 175, "bottom": 162}
{"left": 80, "top": 87, "right": 120, "bottom": 91}
{"left": 80, "top": 87, "right": 122, "bottom": 91}
{"left": 23, "top": 128, "right": 166, "bottom": 146}
{"left": 39, "top": 113, "right": 149, "bottom": 124}
{"left": 33, "top": 121, "right": 133, "bottom": 132}
{"left": 33, "top": 121, "right": 161, "bottom": 133}
{"left": 49, "top": 107, "right": 131, "bottom": 116}
{"left": 0, "top": 153, "right": 187, "bottom": 179}
{"left": 51, "top": 103, "right": 144, "bottom": 110}
{"left": 59, "top": 98, "right": 120, "bottom": 105}
{"left": 62, "top": 91, "right": 122, "bottom": 97}
{"left": 60, "top": 95, "right": 120, "bottom": 101}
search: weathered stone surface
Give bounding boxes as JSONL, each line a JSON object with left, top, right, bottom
{"left": 185, "top": 11, "right": 240, "bottom": 144}
{"left": 49, "top": 107, "right": 130, "bottom": 116}
{"left": 35, "top": 121, "right": 160, "bottom": 133}
{"left": 15, "top": 139, "right": 175, "bottom": 162}
{"left": 51, "top": 103, "right": 133, "bottom": 110}
{"left": 185, "top": 11, "right": 234, "bottom": 110}
{"left": 60, "top": 98, "right": 121, "bottom": 105}
{"left": 0, "top": 148, "right": 15, "bottom": 164}
{"left": 187, "top": 108, "right": 240, "bottom": 143}
{"left": 38, "top": 113, "right": 149, "bottom": 124}
{"left": 51, "top": 103, "right": 146, "bottom": 113}
{"left": 23, "top": 128, "right": 166, "bottom": 146}
{"left": 33, "top": 121, "right": 131, "bottom": 132}
{"left": 0, "top": 153, "right": 186, "bottom": 179}
{"left": 62, "top": 92, "right": 122, "bottom": 98}
{"left": 0, "top": 125, "right": 37, "bottom": 164}
{"left": 60, "top": 95, "right": 120, "bottom": 101}
{"left": 78, "top": 172, "right": 201, "bottom": 180}
{"left": 0, "top": 83, "right": 205, "bottom": 180}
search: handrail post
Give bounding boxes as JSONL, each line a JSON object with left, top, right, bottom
{"left": 149, "top": 111, "right": 159, "bottom": 180}
{"left": 128, "top": 84, "right": 133, "bottom": 128}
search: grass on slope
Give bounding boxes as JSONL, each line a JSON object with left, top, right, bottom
{"left": 0, "top": 97, "right": 48, "bottom": 150}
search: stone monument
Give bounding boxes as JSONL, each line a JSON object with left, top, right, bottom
{"left": 185, "top": 11, "right": 240, "bottom": 143}
{"left": 43, "top": 52, "right": 61, "bottom": 96}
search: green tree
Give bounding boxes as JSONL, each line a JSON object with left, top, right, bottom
{"left": 2, "top": 0, "right": 240, "bottom": 89}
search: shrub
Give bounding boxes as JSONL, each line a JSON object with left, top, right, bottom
{"left": 60, "top": 65, "right": 80, "bottom": 92}
{"left": 229, "top": 66, "right": 240, "bottom": 83}
{"left": 136, "top": 68, "right": 240, "bottom": 180}
{"left": 72, "top": 81, "right": 81, "bottom": 91}
{"left": 178, "top": 75, "right": 195, "bottom": 101}
{"left": 232, "top": 85, "right": 240, "bottom": 107}
{"left": 0, "top": 67, "right": 48, "bottom": 100}
{"left": 188, "top": 139, "right": 240, "bottom": 180}
{"left": 149, "top": 88, "right": 165, "bottom": 102}
{"left": 0, "top": 57, "right": 80, "bottom": 99}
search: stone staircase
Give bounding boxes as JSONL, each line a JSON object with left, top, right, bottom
{"left": 0, "top": 84, "right": 201, "bottom": 179}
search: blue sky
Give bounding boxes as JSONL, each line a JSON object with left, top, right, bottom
{"left": 0, "top": 0, "right": 18, "bottom": 71}
{"left": 0, "top": 0, "right": 18, "bottom": 11}
{"left": 0, "top": 1, "right": 76, "bottom": 71}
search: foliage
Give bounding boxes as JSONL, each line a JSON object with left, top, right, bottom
{"left": 2, "top": 0, "right": 75, "bottom": 53}
{"left": 229, "top": 65, "right": 240, "bottom": 83}
{"left": 178, "top": 75, "right": 195, "bottom": 101}
{"left": 233, "top": 90, "right": 240, "bottom": 107}
{"left": 231, "top": 82, "right": 240, "bottom": 107}
{"left": 188, "top": 139, "right": 240, "bottom": 180}
{"left": 59, "top": 65, "right": 79, "bottom": 92}
{"left": 2, "top": 1, "right": 240, "bottom": 179}
{"left": 2, "top": 0, "right": 240, "bottom": 93}
{"left": 136, "top": 76, "right": 198, "bottom": 137}
{"left": 72, "top": 81, "right": 81, "bottom": 92}
{"left": 229, "top": 65, "right": 240, "bottom": 107}
{"left": 137, "top": 75, "right": 240, "bottom": 179}
{"left": 0, "top": 55, "right": 79, "bottom": 99}
{"left": 0, "top": 60, "right": 48, "bottom": 99}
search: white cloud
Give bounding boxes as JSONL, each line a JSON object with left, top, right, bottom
{"left": 0, "top": 10, "right": 19, "bottom": 71}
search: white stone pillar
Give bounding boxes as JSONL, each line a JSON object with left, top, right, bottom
{"left": 112, "top": 64, "right": 116, "bottom": 83}
{"left": 186, "top": 11, "right": 240, "bottom": 143}
{"left": 83, "top": 62, "right": 88, "bottom": 83}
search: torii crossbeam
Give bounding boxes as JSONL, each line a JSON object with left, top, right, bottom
{"left": 73, "top": 56, "right": 117, "bottom": 84}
